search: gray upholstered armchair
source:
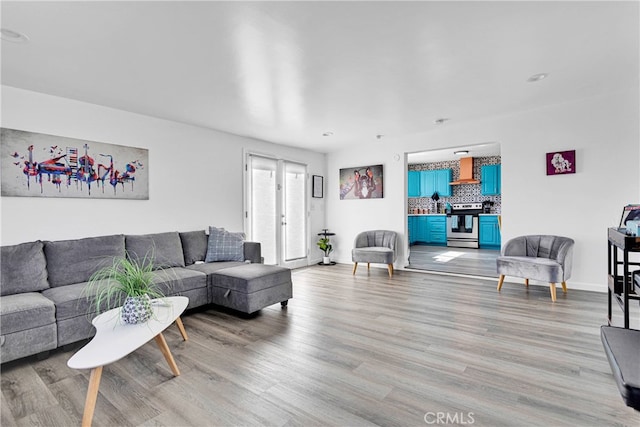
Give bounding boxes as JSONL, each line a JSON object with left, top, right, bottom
{"left": 352, "top": 230, "right": 397, "bottom": 277}
{"left": 496, "top": 235, "right": 574, "bottom": 302}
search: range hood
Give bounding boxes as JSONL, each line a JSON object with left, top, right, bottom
{"left": 450, "top": 157, "right": 480, "bottom": 185}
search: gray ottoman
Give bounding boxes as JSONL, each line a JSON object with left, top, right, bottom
{"left": 210, "top": 264, "right": 292, "bottom": 314}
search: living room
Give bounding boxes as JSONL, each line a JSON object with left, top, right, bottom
{"left": 1, "top": 1, "right": 639, "bottom": 426}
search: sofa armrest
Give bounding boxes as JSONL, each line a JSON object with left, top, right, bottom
{"left": 243, "top": 242, "right": 262, "bottom": 264}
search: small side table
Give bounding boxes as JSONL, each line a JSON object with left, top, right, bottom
{"left": 318, "top": 229, "right": 336, "bottom": 266}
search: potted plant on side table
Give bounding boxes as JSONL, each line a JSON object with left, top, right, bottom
{"left": 317, "top": 236, "right": 333, "bottom": 265}
{"left": 84, "top": 254, "right": 165, "bottom": 324}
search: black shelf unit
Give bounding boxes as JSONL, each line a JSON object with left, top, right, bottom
{"left": 607, "top": 227, "right": 640, "bottom": 329}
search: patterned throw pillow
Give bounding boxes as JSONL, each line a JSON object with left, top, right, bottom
{"left": 205, "top": 226, "right": 245, "bottom": 262}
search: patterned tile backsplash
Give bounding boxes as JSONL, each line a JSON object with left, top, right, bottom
{"left": 408, "top": 156, "right": 501, "bottom": 213}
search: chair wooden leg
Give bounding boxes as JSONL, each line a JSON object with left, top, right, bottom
{"left": 387, "top": 264, "right": 393, "bottom": 277}
{"left": 549, "top": 283, "right": 557, "bottom": 302}
{"left": 367, "top": 263, "right": 370, "bottom": 270}
{"left": 561, "top": 281, "right": 567, "bottom": 293}
{"left": 524, "top": 278, "right": 529, "bottom": 287}
{"left": 352, "top": 263, "right": 358, "bottom": 275}
{"left": 497, "top": 274, "right": 505, "bottom": 291}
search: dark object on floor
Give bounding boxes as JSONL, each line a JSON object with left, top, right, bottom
{"left": 600, "top": 325, "right": 640, "bottom": 411}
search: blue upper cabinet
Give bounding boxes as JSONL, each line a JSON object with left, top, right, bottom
{"left": 418, "top": 169, "right": 453, "bottom": 198}
{"left": 408, "top": 171, "right": 421, "bottom": 197}
{"left": 481, "top": 164, "right": 501, "bottom": 195}
{"left": 435, "top": 169, "right": 453, "bottom": 197}
{"left": 419, "top": 171, "right": 435, "bottom": 197}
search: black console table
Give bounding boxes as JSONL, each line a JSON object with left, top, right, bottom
{"left": 607, "top": 227, "right": 640, "bottom": 329}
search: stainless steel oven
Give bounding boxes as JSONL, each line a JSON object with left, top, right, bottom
{"left": 446, "top": 203, "right": 482, "bottom": 248}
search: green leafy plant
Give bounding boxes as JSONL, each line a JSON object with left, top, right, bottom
{"left": 83, "top": 253, "right": 164, "bottom": 315}
{"left": 317, "top": 237, "right": 333, "bottom": 256}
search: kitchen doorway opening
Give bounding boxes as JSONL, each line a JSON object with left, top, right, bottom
{"left": 406, "top": 142, "right": 501, "bottom": 277}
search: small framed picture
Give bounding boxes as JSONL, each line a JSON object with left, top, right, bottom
{"left": 312, "top": 175, "right": 323, "bottom": 198}
{"left": 546, "top": 150, "right": 575, "bottom": 175}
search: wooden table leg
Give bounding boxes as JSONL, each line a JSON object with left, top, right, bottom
{"left": 81, "top": 365, "right": 103, "bottom": 427}
{"left": 154, "top": 332, "right": 180, "bottom": 376}
{"left": 175, "top": 317, "right": 189, "bottom": 341}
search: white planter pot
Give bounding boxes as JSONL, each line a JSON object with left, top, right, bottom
{"left": 323, "top": 256, "right": 331, "bottom": 265}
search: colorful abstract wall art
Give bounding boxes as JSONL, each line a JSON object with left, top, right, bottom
{"left": 339, "top": 164, "right": 384, "bottom": 200}
{"left": 1, "top": 128, "right": 149, "bottom": 199}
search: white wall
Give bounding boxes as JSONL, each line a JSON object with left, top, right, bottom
{"left": 327, "top": 89, "right": 640, "bottom": 292}
{"left": 0, "top": 86, "right": 327, "bottom": 264}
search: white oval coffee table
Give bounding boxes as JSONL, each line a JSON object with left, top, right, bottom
{"left": 68, "top": 296, "right": 189, "bottom": 427}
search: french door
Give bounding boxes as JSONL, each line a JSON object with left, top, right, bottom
{"left": 245, "top": 153, "right": 308, "bottom": 268}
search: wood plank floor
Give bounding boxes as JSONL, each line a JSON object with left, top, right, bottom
{"left": 408, "top": 244, "right": 500, "bottom": 277}
{"left": 2, "top": 264, "right": 639, "bottom": 426}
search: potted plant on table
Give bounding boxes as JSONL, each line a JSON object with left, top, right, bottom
{"left": 84, "top": 254, "right": 164, "bottom": 324}
{"left": 317, "top": 236, "right": 333, "bottom": 265}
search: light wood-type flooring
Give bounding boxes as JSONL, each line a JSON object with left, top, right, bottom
{"left": 408, "top": 244, "right": 500, "bottom": 277}
{"left": 2, "top": 264, "right": 639, "bottom": 426}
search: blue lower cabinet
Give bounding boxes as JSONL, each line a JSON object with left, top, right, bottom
{"left": 410, "top": 215, "right": 447, "bottom": 245}
{"left": 408, "top": 216, "right": 416, "bottom": 244}
{"left": 479, "top": 216, "right": 501, "bottom": 248}
{"left": 426, "top": 215, "right": 447, "bottom": 245}
{"left": 414, "top": 216, "right": 428, "bottom": 243}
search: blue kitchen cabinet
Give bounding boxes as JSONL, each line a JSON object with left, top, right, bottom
{"left": 408, "top": 216, "right": 416, "bottom": 244}
{"left": 479, "top": 215, "right": 501, "bottom": 248}
{"left": 419, "top": 169, "right": 453, "bottom": 198}
{"left": 419, "top": 171, "right": 435, "bottom": 197}
{"left": 408, "top": 171, "right": 421, "bottom": 197}
{"left": 435, "top": 169, "right": 453, "bottom": 197}
{"left": 414, "top": 216, "right": 428, "bottom": 243}
{"left": 481, "top": 164, "right": 501, "bottom": 196}
{"left": 426, "top": 215, "right": 447, "bottom": 245}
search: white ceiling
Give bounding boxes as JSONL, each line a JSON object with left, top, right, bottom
{"left": 1, "top": 1, "right": 638, "bottom": 154}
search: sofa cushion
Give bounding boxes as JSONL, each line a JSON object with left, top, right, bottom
{"left": 42, "top": 281, "right": 116, "bottom": 321}
{"left": 496, "top": 256, "right": 563, "bottom": 283}
{"left": 0, "top": 293, "right": 56, "bottom": 335}
{"left": 211, "top": 264, "right": 291, "bottom": 293}
{"left": 186, "top": 261, "right": 246, "bottom": 275}
{"left": 152, "top": 267, "right": 207, "bottom": 295}
{"left": 126, "top": 232, "right": 186, "bottom": 269}
{"left": 180, "top": 230, "right": 208, "bottom": 265}
{"left": 44, "top": 235, "right": 125, "bottom": 287}
{"left": 1, "top": 241, "right": 50, "bottom": 296}
{"left": 352, "top": 247, "right": 395, "bottom": 264}
{"left": 205, "top": 227, "right": 245, "bottom": 262}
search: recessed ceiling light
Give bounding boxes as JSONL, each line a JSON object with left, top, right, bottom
{"left": 376, "top": 134, "right": 384, "bottom": 139}
{"left": 454, "top": 150, "right": 469, "bottom": 155}
{"left": 527, "top": 73, "right": 549, "bottom": 83}
{"left": 322, "top": 132, "right": 333, "bottom": 137}
{"left": 1, "top": 28, "right": 29, "bottom": 43}
{"left": 434, "top": 118, "right": 450, "bottom": 125}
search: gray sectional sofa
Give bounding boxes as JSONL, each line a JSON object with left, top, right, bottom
{"left": 0, "top": 230, "right": 293, "bottom": 364}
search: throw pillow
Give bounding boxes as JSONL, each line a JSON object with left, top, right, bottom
{"left": 205, "top": 227, "right": 245, "bottom": 262}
